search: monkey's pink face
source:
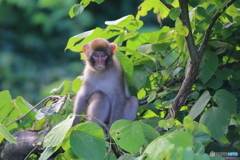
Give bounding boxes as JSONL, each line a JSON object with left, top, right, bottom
{"left": 92, "top": 51, "right": 108, "bottom": 71}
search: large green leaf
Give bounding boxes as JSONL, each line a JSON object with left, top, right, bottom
{"left": 110, "top": 120, "right": 145, "bottom": 154}
{"left": 165, "top": 130, "right": 193, "bottom": 149}
{"left": 0, "top": 90, "right": 12, "bottom": 107}
{"left": 188, "top": 91, "right": 211, "bottom": 119}
{"left": 70, "top": 130, "right": 106, "bottom": 160}
{"left": 72, "top": 76, "right": 82, "bottom": 93}
{"left": 115, "top": 52, "right": 133, "bottom": 76}
{"left": 65, "top": 28, "right": 120, "bottom": 52}
{"left": 213, "top": 89, "right": 237, "bottom": 115}
{"left": 199, "top": 107, "right": 230, "bottom": 141}
{"left": 39, "top": 147, "right": 59, "bottom": 160}
{"left": 0, "top": 124, "right": 17, "bottom": 144}
{"left": 43, "top": 114, "right": 75, "bottom": 147}
{"left": 74, "top": 122, "right": 105, "bottom": 139}
{"left": 193, "top": 132, "right": 211, "bottom": 144}
{"left": 199, "top": 50, "right": 219, "bottom": 84}
{"left": 132, "top": 65, "right": 148, "bottom": 89}
{"left": 169, "top": 8, "right": 180, "bottom": 20}
{"left": 142, "top": 137, "right": 174, "bottom": 160}
{"left": 137, "top": 121, "right": 160, "bottom": 143}
{"left": 141, "top": 130, "right": 192, "bottom": 160}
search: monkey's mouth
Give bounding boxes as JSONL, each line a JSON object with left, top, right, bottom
{"left": 95, "top": 66, "right": 105, "bottom": 71}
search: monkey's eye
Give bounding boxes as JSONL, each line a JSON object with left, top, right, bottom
{"left": 101, "top": 54, "right": 107, "bottom": 58}
{"left": 93, "top": 54, "right": 99, "bottom": 58}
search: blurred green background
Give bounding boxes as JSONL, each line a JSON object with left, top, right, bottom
{"left": 0, "top": 0, "right": 160, "bottom": 104}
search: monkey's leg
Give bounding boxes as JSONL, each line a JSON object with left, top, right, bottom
{"left": 86, "top": 91, "right": 110, "bottom": 128}
{"left": 122, "top": 96, "right": 139, "bottom": 120}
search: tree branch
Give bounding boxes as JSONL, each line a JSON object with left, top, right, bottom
{"left": 160, "top": 0, "right": 174, "bottom": 10}
{"left": 198, "top": 0, "right": 237, "bottom": 57}
{"left": 179, "top": 0, "right": 198, "bottom": 61}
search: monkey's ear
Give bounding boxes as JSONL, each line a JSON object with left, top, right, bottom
{"left": 110, "top": 43, "right": 117, "bottom": 54}
{"left": 82, "top": 43, "right": 89, "bottom": 53}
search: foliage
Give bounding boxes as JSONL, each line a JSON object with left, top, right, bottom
{"left": 1, "top": 0, "right": 240, "bottom": 160}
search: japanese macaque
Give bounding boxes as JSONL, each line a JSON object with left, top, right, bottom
{"left": 73, "top": 38, "right": 138, "bottom": 129}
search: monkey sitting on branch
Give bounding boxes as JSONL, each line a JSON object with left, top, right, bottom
{"left": 73, "top": 38, "right": 139, "bottom": 130}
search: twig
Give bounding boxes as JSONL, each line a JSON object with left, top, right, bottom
{"left": 198, "top": 0, "right": 237, "bottom": 57}
{"left": 6, "top": 96, "right": 61, "bottom": 127}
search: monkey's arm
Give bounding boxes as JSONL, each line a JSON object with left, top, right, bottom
{"left": 72, "top": 89, "right": 88, "bottom": 126}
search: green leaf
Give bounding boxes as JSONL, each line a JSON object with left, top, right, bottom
{"left": 92, "top": 0, "right": 104, "bottom": 4}
{"left": 206, "top": 4, "right": 217, "bottom": 14}
{"left": 54, "top": 81, "right": 70, "bottom": 95}
{"left": 137, "top": 43, "right": 170, "bottom": 53}
{"left": 110, "top": 120, "right": 145, "bottom": 154}
{"left": 213, "top": 89, "right": 237, "bottom": 115}
{"left": 114, "top": 33, "right": 125, "bottom": 47}
{"left": 200, "top": 107, "right": 230, "bottom": 141}
{"left": 214, "top": 22, "right": 223, "bottom": 33}
{"left": 39, "top": 147, "right": 59, "bottom": 160}
{"left": 115, "top": 52, "right": 133, "bottom": 77}
{"left": 105, "top": 15, "right": 134, "bottom": 26}
{"left": 182, "top": 147, "right": 194, "bottom": 160}
{"left": 74, "top": 122, "right": 105, "bottom": 139}
{"left": 165, "top": 130, "right": 193, "bottom": 149}
{"left": 221, "top": 28, "right": 232, "bottom": 38}
{"left": 43, "top": 114, "right": 75, "bottom": 147}
{"left": 69, "top": 4, "right": 84, "bottom": 18}
{"left": 193, "top": 132, "right": 211, "bottom": 144}
{"left": 176, "top": 34, "right": 185, "bottom": 52}
{"left": 158, "top": 118, "right": 175, "bottom": 130}
{"left": 65, "top": 29, "right": 94, "bottom": 52}
{"left": 183, "top": 116, "right": 195, "bottom": 135}
{"left": 136, "top": 0, "right": 169, "bottom": 19}
{"left": 142, "top": 130, "right": 192, "bottom": 160}
{"left": 0, "top": 124, "right": 17, "bottom": 144}
{"left": 199, "top": 50, "right": 218, "bottom": 84}
{"left": 188, "top": 91, "right": 211, "bottom": 119}
{"left": 193, "top": 141, "right": 205, "bottom": 154}
{"left": 216, "top": 68, "right": 231, "bottom": 81}
{"left": 126, "top": 20, "right": 143, "bottom": 31}
{"left": 142, "top": 137, "right": 174, "bottom": 160}
{"left": 147, "top": 91, "right": 157, "bottom": 103}
{"left": 169, "top": 8, "right": 180, "bottom": 20}
{"left": 132, "top": 65, "right": 148, "bottom": 89}
{"left": 70, "top": 130, "right": 106, "bottom": 160}
{"left": 104, "top": 154, "right": 116, "bottom": 160}
{"left": 166, "top": 0, "right": 174, "bottom": 3}
{"left": 196, "top": 7, "right": 207, "bottom": 20}
{"left": 118, "top": 154, "right": 135, "bottom": 160}
{"left": 175, "top": 18, "right": 189, "bottom": 36}
{"left": 72, "top": 76, "right": 82, "bottom": 93}
{"left": 0, "top": 90, "right": 12, "bottom": 107}
{"left": 138, "top": 122, "right": 160, "bottom": 143}
{"left": 203, "top": 78, "right": 223, "bottom": 90}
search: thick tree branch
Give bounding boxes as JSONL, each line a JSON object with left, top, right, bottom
{"left": 179, "top": 0, "right": 198, "bottom": 62}
{"left": 198, "top": 0, "right": 237, "bottom": 57}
